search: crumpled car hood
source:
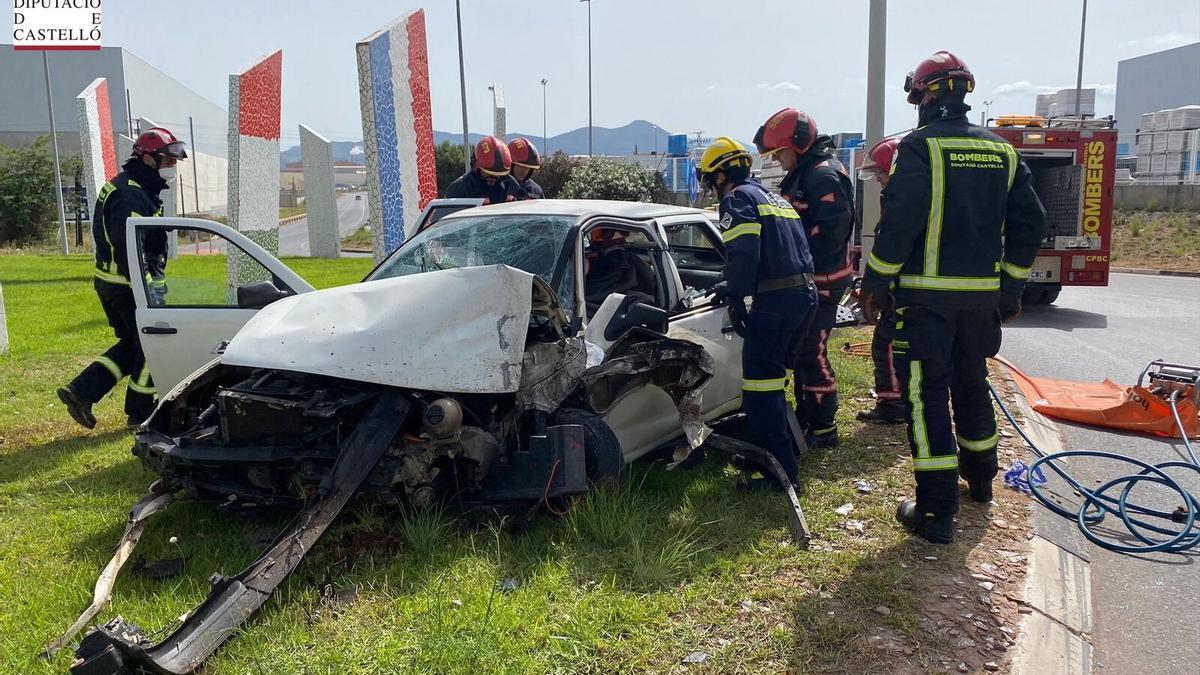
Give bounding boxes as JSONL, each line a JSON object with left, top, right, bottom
{"left": 221, "top": 265, "right": 539, "bottom": 393}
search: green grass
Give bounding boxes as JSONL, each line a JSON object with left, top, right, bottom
{"left": 341, "top": 225, "right": 373, "bottom": 249}
{"left": 0, "top": 253, "right": 941, "bottom": 673}
{"left": 1111, "top": 210, "right": 1200, "bottom": 271}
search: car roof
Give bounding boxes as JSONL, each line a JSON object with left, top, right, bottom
{"left": 438, "top": 199, "right": 714, "bottom": 222}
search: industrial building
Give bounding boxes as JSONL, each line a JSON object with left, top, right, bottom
{"left": 1114, "top": 42, "right": 1200, "bottom": 149}
{"left": 0, "top": 45, "right": 229, "bottom": 212}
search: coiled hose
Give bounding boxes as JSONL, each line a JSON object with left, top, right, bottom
{"left": 990, "top": 384, "right": 1200, "bottom": 554}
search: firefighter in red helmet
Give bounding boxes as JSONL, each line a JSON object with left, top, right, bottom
{"left": 860, "top": 51, "right": 1045, "bottom": 544}
{"left": 445, "top": 135, "right": 517, "bottom": 204}
{"left": 507, "top": 137, "right": 545, "bottom": 200}
{"left": 855, "top": 136, "right": 905, "bottom": 424}
{"left": 58, "top": 127, "right": 187, "bottom": 430}
{"left": 755, "top": 108, "right": 855, "bottom": 450}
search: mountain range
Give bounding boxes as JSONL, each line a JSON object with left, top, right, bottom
{"left": 280, "top": 120, "right": 676, "bottom": 167}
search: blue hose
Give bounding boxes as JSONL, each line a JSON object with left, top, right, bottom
{"left": 990, "top": 384, "right": 1200, "bottom": 554}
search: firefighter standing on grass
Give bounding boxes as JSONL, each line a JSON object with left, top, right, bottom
{"left": 856, "top": 136, "right": 906, "bottom": 424}
{"left": 57, "top": 128, "right": 187, "bottom": 430}
{"left": 859, "top": 51, "right": 1045, "bottom": 544}
{"left": 697, "top": 137, "right": 817, "bottom": 493}
{"left": 754, "top": 109, "right": 856, "bottom": 449}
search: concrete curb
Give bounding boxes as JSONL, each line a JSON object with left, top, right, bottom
{"left": 1111, "top": 266, "right": 1200, "bottom": 278}
{"left": 996, "top": 366, "right": 1094, "bottom": 675}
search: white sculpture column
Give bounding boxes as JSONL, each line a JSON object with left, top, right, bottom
{"left": 75, "top": 78, "right": 117, "bottom": 219}
{"left": 299, "top": 124, "right": 339, "bottom": 258}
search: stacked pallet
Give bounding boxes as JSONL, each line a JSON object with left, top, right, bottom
{"left": 1135, "top": 105, "right": 1200, "bottom": 184}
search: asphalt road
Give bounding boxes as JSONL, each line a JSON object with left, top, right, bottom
{"left": 278, "top": 191, "right": 368, "bottom": 256}
{"left": 998, "top": 273, "right": 1200, "bottom": 674}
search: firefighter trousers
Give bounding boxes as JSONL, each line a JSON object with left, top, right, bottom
{"left": 69, "top": 279, "right": 156, "bottom": 421}
{"left": 792, "top": 289, "right": 841, "bottom": 438}
{"left": 742, "top": 286, "right": 816, "bottom": 483}
{"left": 892, "top": 304, "right": 1001, "bottom": 516}
{"left": 871, "top": 312, "right": 903, "bottom": 406}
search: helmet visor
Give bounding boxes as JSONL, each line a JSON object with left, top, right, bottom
{"left": 857, "top": 167, "right": 885, "bottom": 182}
{"left": 162, "top": 141, "right": 188, "bottom": 159}
{"left": 903, "top": 72, "right": 914, "bottom": 94}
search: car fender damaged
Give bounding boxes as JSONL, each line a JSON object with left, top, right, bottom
{"left": 579, "top": 329, "right": 716, "bottom": 449}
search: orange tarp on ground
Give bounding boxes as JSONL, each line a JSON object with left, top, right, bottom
{"left": 994, "top": 356, "right": 1200, "bottom": 439}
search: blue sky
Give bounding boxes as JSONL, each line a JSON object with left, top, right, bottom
{"left": 9, "top": 0, "right": 1198, "bottom": 146}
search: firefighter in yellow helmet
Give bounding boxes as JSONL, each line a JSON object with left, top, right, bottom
{"left": 697, "top": 137, "right": 817, "bottom": 492}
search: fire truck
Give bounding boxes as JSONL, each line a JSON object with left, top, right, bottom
{"left": 989, "top": 115, "right": 1117, "bottom": 305}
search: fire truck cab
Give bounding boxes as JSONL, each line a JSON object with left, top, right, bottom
{"left": 989, "top": 115, "right": 1116, "bottom": 305}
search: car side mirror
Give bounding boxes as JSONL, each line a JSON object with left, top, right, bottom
{"left": 237, "top": 281, "right": 290, "bottom": 309}
{"left": 604, "top": 297, "right": 668, "bottom": 341}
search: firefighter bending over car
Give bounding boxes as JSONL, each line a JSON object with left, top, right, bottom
{"left": 507, "top": 137, "right": 545, "bottom": 200}
{"left": 698, "top": 137, "right": 817, "bottom": 493}
{"left": 445, "top": 135, "right": 518, "bottom": 203}
{"left": 58, "top": 128, "right": 188, "bottom": 430}
{"left": 755, "top": 109, "right": 855, "bottom": 449}
{"left": 856, "top": 136, "right": 905, "bottom": 425}
{"left": 860, "top": 51, "right": 1046, "bottom": 544}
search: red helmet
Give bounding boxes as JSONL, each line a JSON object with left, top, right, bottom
{"left": 859, "top": 136, "right": 901, "bottom": 180}
{"left": 754, "top": 108, "right": 818, "bottom": 156}
{"left": 132, "top": 127, "right": 187, "bottom": 159}
{"left": 905, "top": 51, "right": 975, "bottom": 104}
{"left": 507, "top": 137, "right": 541, "bottom": 169}
{"left": 474, "top": 135, "right": 512, "bottom": 176}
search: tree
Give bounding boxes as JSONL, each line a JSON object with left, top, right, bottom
{"left": 0, "top": 137, "right": 56, "bottom": 245}
{"left": 559, "top": 157, "right": 660, "bottom": 202}
{"left": 534, "top": 151, "right": 583, "bottom": 199}
{"left": 434, "top": 140, "right": 465, "bottom": 196}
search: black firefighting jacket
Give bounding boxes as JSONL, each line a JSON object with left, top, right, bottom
{"left": 718, "top": 177, "right": 815, "bottom": 299}
{"left": 512, "top": 176, "right": 545, "bottom": 200}
{"left": 864, "top": 101, "right": 1046, "bottom": 309}
{"left": 92, "top": 158, "right": 168, "bottom": 286}
{"left": 779, "top": 136, "right": 855, "bottom": 291}
{"left": 445, "top": 170, "right": 518, "bottom": 204}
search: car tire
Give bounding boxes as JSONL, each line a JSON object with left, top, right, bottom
{"left": 1042, "top": 287, "right": 1061, "bottom": 305}
{"left": 550, "top": 408, "right": 625, "bottom": 486}
{"left": 1022, "top": 285, "right": 1047, "bottom": 306}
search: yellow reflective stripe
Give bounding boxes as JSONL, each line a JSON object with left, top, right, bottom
{"left": 935, "top": 138, "right": 1013, "bottom": 153}
{"left": 756, "top": 203, "right": 800, "bottom": 219}
{"left": 743, "top": 377, "right": 787, "bottom": 392}
{"left": 96, "top": 356, "right": 123, "bottom": 379}
{"left": 898, "top": 275, "right": 1000, "bottom": 291}
{"left": 127, "top": 179, "right": 142, "bottom": 190}
{"left": 135, "top": 364, "right": 152, "bottom": 387}
{"left": 957, "top": 432, "right": 998, "bottom": 452}
{"left": 93, "top": 268, "right": 131, "bottom": 285}
{"left": 128, "top": 379, "right": 156, "bottom": 395}
{"left": 914, "top": 455, "right": 959, "bottom": 471}
{"left": 1002, "top": 261, "right": 1031, "bottom": 280}
{"left": 98, "top": 181, "right": 118, "bottom": 274}
{"left": 867, "top": 252, "right": 903, "bottom": 276}
{"left": 1004, "top": 144, "right": 1018, "bottom": 189}
{"left": 925, "top": 138, "right": 945, "bottom": 276}
{"left": 811, "top": 426, "right": 837, "bottom": 435}
{"left": 722, "top": 222, "right": 762, "bottom": 242}
{"left": 908, "top": 361, "right": 930, "bottom": 459}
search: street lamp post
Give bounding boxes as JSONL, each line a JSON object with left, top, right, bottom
{"left": 455, "top": 0, "right": 470, "bottom": 172}
{"left": 540, "top": 78, "right": 548, "bottom": 158}
{"left": 1073, "top": 0, "right": 1088, "bottom": 118}
{"left": 981, "top": 100, "right": 994, "bottom": 126}
{"left": 580, "top": 0, "right": 593, "bottom": 156}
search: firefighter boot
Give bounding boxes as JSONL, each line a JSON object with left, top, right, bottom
{"left": 57, "top": 386, "right": 97, "bottom": 430}
{"left": 856, "top": 401, "right": 906, "bottom": 424}
{"left": 966, "top": 478, "right": 993, "bottom": 504}
{"left": 804, "top": 426, "right": 839, "bottom": 449}
{"left": 895, "top": 499, "right": 953, "bottom": 544}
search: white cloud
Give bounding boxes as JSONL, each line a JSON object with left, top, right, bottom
{"left": 705, "top": 84, "right": 717, "bottom": 91}
{"left": 990, "top": 81, "right": 1116, "bottom": 98}
{"left": 1118, "top": 31, "right": 1199, "bottom": 52}
{"left": 757, "top": 81, "right": 803, "bottom": 93}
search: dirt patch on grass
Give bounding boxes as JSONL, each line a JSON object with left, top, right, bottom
{"left": 1111, "top": 210, "right": 1200, "bottom": 272}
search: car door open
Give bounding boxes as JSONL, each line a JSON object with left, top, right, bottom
{"left": 127, "top": 217, "right": 314, "bottom": 394}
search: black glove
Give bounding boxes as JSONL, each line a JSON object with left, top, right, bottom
{"left": 727, "top": 299, "right": 748, "bottom": 337}
{"left": 999, "top": 289, "right": 1022, "bottom": 323}
{"left": 710, "top": 279, "right": 729, "bottom": 304}
{"left": 859, "top": 274, "right": 892, "bottom": 326}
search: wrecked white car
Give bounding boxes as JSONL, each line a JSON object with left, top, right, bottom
{"left": 54, "top": 200, "right": 811, "bottom": 674}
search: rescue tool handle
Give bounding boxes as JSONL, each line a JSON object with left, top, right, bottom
{"left": 142, "top": 326, "right": 178, "bottom": 335}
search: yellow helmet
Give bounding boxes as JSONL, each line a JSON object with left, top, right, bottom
{"left": 697, "top": 136, "right": 751, "bottom": 176}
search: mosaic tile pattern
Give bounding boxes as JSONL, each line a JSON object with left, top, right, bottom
{"left": 356, "top": 9, "right": 436, "bottom": 262}
{"left": 0, "top": 282, "right": 8, "bottom": 355}
{"left": 227, "top": 50, "right": 283, "bottom": 290}
{"left": 75, "top": 78, "right": 117, "bottom": 210}
{"left": 299, "top": 124, "right": 339, "bottom": 258}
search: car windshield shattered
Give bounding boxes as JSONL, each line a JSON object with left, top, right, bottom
{"left": 370, "top": 214, "right": 576, "bottom": 311}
